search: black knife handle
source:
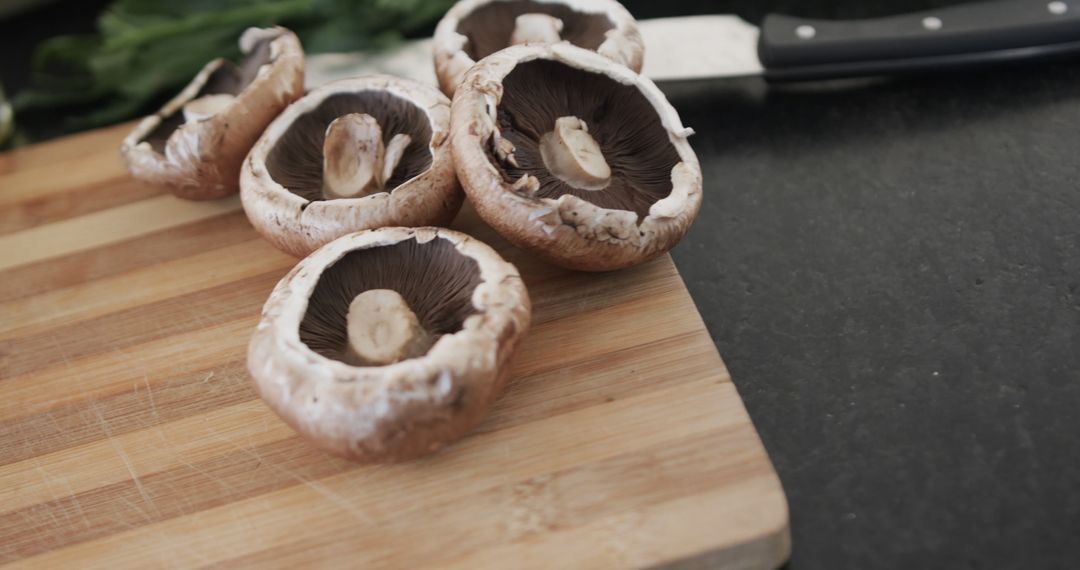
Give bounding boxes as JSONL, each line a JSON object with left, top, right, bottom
{"left": 759, "top": 0, "right": 1080, "bottom": 81}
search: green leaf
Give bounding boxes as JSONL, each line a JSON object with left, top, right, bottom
{"left": 16, "top": 0, "right": 456, "bottom": 140}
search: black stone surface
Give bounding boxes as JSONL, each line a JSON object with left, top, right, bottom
{"left": 652, "top": 13, "right": 1080, "bottom": 570}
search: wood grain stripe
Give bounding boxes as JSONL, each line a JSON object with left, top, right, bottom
{"left": 0, "top": 211, "right": 254, "bottom": 304}
{"left": 0, "top": 319, "right": 710, "bottom": 471}
{"left": 0, "top": 256, "right": 673, "bottom": 420}
{"left": 0, "top": 400, "right": 292, "bottom": 518}
{"left": 512, "top": 280, "right": 696, "bottom": 375}
{"left": 0, "top": 195, "right": 243, "bottom": 271}
{"left": 479, "top": 331, "right": 722, "bottom": 434}
{"left": 1, "top": 437, "right": 341, "bottom": 563}
{"left": 0, "top": 154, "right": 127, "bottom": 208}
{"left": 0, "top": 239, "right": 290, "bottom": 340}
{"left": 0, "top": 205, "right": 549, "bottom": 309}
{"left": 0, "top": 283, "right": 701, "bottom": 476}
{"left": 0, "top": 360, "right": 254, "bottom": 467}
{"left": 0, "top": 178, "right": 162, "bottom": 236}
{"left": 441, "top": 481, "right": 789, "bottom": 570}
{"left": 217, "top": 430, "right": 770, "bottom": 569}
{"left": 0, "top": 319, "right": 252, "bottom": 424}
{"left": 0, "top": 339, "right": 720, "bottom": 539}
{"left": 0, "top": 271, "right": 276, "bottom": 379}
{"left": 0, "top": 123, "right": 131, "bottom": 176}
{"left": 0, "top": 235, "right": 662, "bottom": 342}
{"left": 9, "top": 379, "right": 738, "bottom": 566}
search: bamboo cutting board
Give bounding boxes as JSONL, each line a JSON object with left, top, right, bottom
{"left": 0, "top": 123, "right": 789, "bottom": 569}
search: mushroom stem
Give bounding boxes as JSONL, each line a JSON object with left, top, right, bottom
{"left": 539, "top": 116, "right": 611, "bottom": 191}
{"left": 381, "top": 133, "right": 413, "bottom": 187}
{"left": 322, "top": 113, "right": 413, "bottom": 200}
{"left": 323, "top": 113, "right": 385, "bottom": 200}
{"left": 182, "top": 94, "right": 236, "bottom": 123}
{"left": 345, "top": 289, "right": 431, "bottom": 366}
{"left": 510, "top": 14, "right": 564, "bottom": 45}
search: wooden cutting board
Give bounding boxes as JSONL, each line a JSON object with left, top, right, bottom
{"left": 0, "top": 123, "right": 789, "bottom": 569}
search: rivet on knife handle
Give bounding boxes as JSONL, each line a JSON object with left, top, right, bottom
{"left": 758, "top": 0, "right": 1080, "bottom": 81}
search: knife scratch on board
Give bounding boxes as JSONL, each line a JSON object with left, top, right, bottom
{"left": 96, "top": 403, "right": 163, "bottom": 521}
{"left": 141, "top": 373, "right": 162, "bottom": 428}
{"left": 31, "top": 455, "right": 92, "bottom": 531}
{"left": 224, "top": 437, "right": 373, "bottom": 523}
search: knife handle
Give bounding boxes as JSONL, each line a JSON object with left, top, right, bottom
{"left": 758, "top": 0, "right": 1080, "bottom": 80}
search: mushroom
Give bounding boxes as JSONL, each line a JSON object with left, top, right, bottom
{"left": 242, "top": 76, "right": 462, "bottom": 257}
{"left": 450, "top": 44, "right": 703, "bottom": 271}
{"left": 248, "top": 227, "right": 531, "bottom": 462}
{"left": 433, "top": 0, "right": 643, "bottom": 96}
{"left": 120, "top": 27, "right": 304, "bottom": 200}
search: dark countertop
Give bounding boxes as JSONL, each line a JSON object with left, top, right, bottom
{"left": 662, "top": 29, "right": 1080, "bottom": 570}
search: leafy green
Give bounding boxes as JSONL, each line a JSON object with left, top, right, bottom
{"left": 13, "top": 0, "right": 455, "bottom": 140}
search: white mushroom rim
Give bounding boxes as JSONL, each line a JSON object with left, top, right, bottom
{"left": 251, "top": 227, "right": 526, "bottom": 393}
{"left": 122, "top": 27, "right": 294, "bottom": 161}
{"left": 247, "top": 76, "right": 449, "bottom": 209}
{"left": 460, "top": 43, "right": 701, "bottom": 246}
{"left": 434, "top": 0, "right": 643, "bottom": 94}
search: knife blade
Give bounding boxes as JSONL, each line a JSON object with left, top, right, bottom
{"left": 305, "top": 0, "right": 1080, "bottom": 89}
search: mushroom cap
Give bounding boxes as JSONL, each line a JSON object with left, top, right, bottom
{"left": 242, "top": 76, "right": 463, "bottom": 257}
{"left": 433, "top": 0, "right": 643, "bottom": 97}
{"left": 450, "top": 44, "right": 703, "bottom": 272}
{"left": 120, "top": 27, "right": 304, "bottom": 200}
{"left": 248, "top": 227, "right": 531, "bottom": 462}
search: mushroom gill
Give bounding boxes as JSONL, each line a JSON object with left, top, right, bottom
{"left": 456, "top": 0, "right": 615, "bottom": 61}
{"left": 487, "top": 59, "right": 681, "bottom": 218}
{"left": 299, "top": 237, "right": 482, "bottom": 364}
{"left": 140, "top": 34, "right": 276, "bottom": 153}
{"left": 265, "top": 92, "right": 434, "bottom": 202}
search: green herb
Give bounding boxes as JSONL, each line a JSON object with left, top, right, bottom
{"left": 13, "top": 0, "right": 455, "bottom": 140}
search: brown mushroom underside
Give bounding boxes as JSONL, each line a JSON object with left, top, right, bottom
{"left": 299, "top": 237, "right": 482, "bottom": 363}
{"left": 266, "top": 92, "right": 435, "bottom": 202}
{"left": 140, "top": 38, "right": 275, "bottom": 152}
{"left": 456, "top": 0, "right": 615, "bottom": 61}
{"left": 489, "top": 59, "right": 681, "bottom": 218}
{"left": 247, "top": 227, "right": 531, "bottom": 462}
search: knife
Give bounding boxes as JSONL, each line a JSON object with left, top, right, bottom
{"left": 304, "top": 0, "right": 1080, "bottom": 89}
